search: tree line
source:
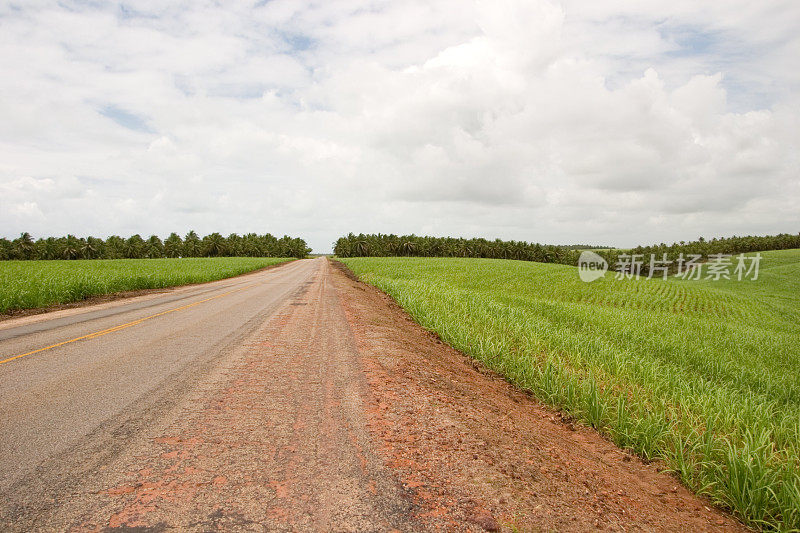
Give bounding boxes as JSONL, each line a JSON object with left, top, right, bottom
{"left": 0, "top": 232, "right": 311, "bottom": 260}
{"left": 334, "top": 232, "right": 800, "bottom": 267}
{"left": 334, "top": 233, "right": 586, "bottom": 263}
{"left": 592, "top": 232, "right": 800, "bottom": 275}
{"left": 614, "top": 233, "right": 800, "bottom": 258}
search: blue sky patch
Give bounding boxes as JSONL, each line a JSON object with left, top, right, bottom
{"left": 280, "top": 32, "right": 315, "bottom": 52}
{"left": 99, "top": 105, "right": 154, "bottom": 133}
{"left": 661, "top": 25, "right": 721, "bottom": 57}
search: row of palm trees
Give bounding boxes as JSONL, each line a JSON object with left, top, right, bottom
{"left": 589, "top": 232, "right": 800, "bottom": 275}
{"left": 334, "top": 233, "right": 587, "bottom": 263}
{"left": 334, "top": 232, "right": 800, "bottom": 266}
{"left": 0, "top": 232, "right": 311, "bottom": 260}
{"left": 587, "top": 232, "right": 800, "bottom": 271}
{"left": 625, "top": 233, "right": 800, "bottom": 258}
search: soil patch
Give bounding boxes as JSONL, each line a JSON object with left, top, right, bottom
{"left": 331, "top": 259, "right": 746, "bottom": 532}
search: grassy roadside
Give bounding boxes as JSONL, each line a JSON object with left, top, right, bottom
{"left": 0, "top": 257, "right": 295, "bottom": 314}
{"left": 340, "top": 250, "right": 800, "bottom": 531}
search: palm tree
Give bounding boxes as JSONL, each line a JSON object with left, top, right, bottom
{"left": 164, "top": 233, "right": 183, "bottom": 258}
{"left": 145, "top": 235, "right": 164, "bottom": 258}
{"left": 241, "top": 233, "right": 261, "bottom": 257}
{"left": 14, "top": 232, "right": 35, "bottom": 259}
{"left": 124, "top": 235, "right": 145, "bottom": 259}
{"left": 183, "top": 231, "right": 201, "bottom": 257}
{"left": 40, "top": 237, "right": 59, "bottom": 260}
{"left": 62, "top": 235, "right": 81, "bottom": 260}
{"left": 227, "top": 233, "right": 243, "bottom": 257}
{"left": 202, "top": 233, "right": 226, "bottom": 257}
{"left": 82, "top": 237, "right": 102, "bottom": 259}
{"left": 400, "top": 240, "right": 416, "bottom": 256}
{"left": 104, "top": 236, "right": 125, "bottom": 259}
{"left": 333, "top": 237, "right": 351, "bottom": 257}
{"left": 0, "top": 238, "right": 12, "bottom": 260}
{"left": 288, "top": 238, "right": 311, "bottom": 258}
{"left": 354, "top": 238, "right": 370, "bottom": 256}
{"left": 261, "top": 233, "right": 279, "bottom": 256}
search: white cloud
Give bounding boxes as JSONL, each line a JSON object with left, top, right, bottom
{"left": 0, "top": 0, "right": 798, "bottom": 251}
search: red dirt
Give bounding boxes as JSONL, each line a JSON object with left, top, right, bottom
{"left": 331, "top": 260, "right": 746, "bottom": 532}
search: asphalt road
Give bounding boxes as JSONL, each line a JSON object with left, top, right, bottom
{"left": 0, "top": 259, "right": 316, "bottom": 507}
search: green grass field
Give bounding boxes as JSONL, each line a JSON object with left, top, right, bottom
{"left": 341, "top": 250, "right": 800, "bottom": 531}
{"left": 0, "top": 257, "right": 294, "bottom": 314}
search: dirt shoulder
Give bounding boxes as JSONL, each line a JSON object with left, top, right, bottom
{"left": 330, "top": 259, "right": 746, "bottom": 532}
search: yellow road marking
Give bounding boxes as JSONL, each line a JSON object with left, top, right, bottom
{"left": 0, "top": 284, "right": 253, "bottom": 367}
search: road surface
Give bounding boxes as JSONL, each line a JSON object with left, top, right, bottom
{"left": 0, "top": 257, "right": 416, "bottom": 530}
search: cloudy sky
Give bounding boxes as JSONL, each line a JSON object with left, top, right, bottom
{"left": 1, "top": 0, "right": 798, "bottom": 252}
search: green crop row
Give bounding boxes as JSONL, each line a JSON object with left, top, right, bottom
{"left": 0, "top": 257, "right": 294, "bottom": 313}
{"left": 341, "top": 249, "right": 800, "bottom": 531}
